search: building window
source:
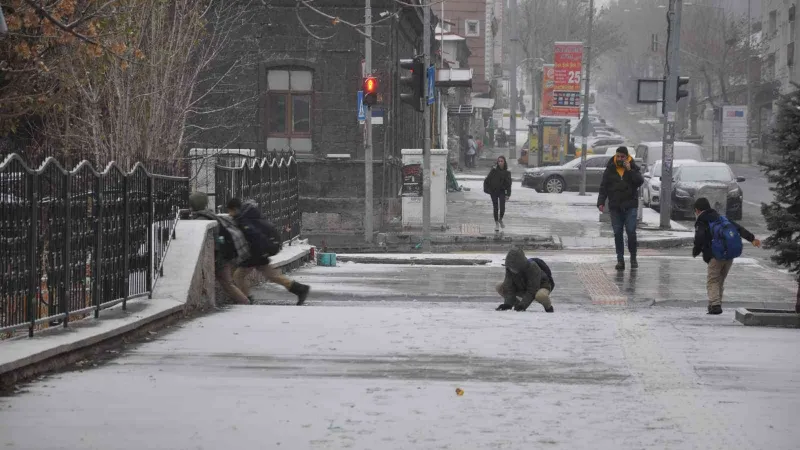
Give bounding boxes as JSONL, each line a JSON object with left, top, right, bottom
{"left": 266, "top": 70, "right": 312, "bottom": 137}
{"left": 790, "top": 5, "right": 796, "bottom": 22}
{"left": 788, "top": 42, "right": 795, "bottom": 67}
{"left": 442, "top": 22, "right": 452, "bottom": 32}
{"left": 465, "top": 20, "right": 480, "bottom": 37}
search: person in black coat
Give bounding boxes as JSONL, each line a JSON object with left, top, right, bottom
{"left": 483, "top": 156, "right": 512, "bottom": 231}
{"left": 227, "top": 198, "right": 310, "bottom": 306}
{"left": 597, "top": 146, "right": 644, "bottom": 270}
{"left": 691, "top": 197, "right": 761, "bottom": 315}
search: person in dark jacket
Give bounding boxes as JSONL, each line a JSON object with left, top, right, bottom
{"left": 187, "top": 192, "right": 252, "bottom": 305}
{"left": 227, "top": 198, "right": 310, "bottom": 306}
{"left": 496, "top": 248, "right": 554, "bottom": 312}
{"left": 483, "top": 156, "right": 512, "bottom": 231}
{"left": 597, "top": 146, "right": 644, "bottom": 270}
{"left": 692, "top": 197, "right": 761, "bottom": 315}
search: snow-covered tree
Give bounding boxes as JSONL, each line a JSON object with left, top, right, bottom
{"left": 760, "top": 87, "right": 800, "bottom": 313}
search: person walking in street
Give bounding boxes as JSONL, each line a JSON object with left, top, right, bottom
{"left": 483, "top": 155, "right": 512, "bottom": 231}
{"left": 466, "top": 135, "right": 477, "bottom": 168}
{"left": 598, "top": 146, "right": 644, "bottom": 270}
{"left": 495, "top": 248, "right": 554, "bottom": 313}
{"left": 186, "top": 192, "right": 252, "bottom": 305}
{"left": 226, "top": 198, "right": 311, "bottom": 305}
{"left": 692, "top": 197, "right": 761, "bottom": 315}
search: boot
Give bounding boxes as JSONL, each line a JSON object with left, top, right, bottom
{"left": 289, "top": 282, "right": 310, "bottom": 306}
{"left": 499, "top": 219, "right": 506, "bottom": 229}
{"left": 630, "top": 257, "right": 638, "bottom": 269}
{"left": 615, "top": 261, "right": 625, "bottom": 271}
{"left": 495, "top": 221, "right": 500, "bottom": 232}
{"left": 544, "top": 305, "right": 554, "bottom": 313}
{"left": 496, "top": 303, "right": 512, "bottom": 311}
{"left": 707, "top": 304, "right": 723, "bottom": 315}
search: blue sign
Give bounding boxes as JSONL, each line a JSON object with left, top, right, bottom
{"left": 357, "top": 90, "right": 366, "bottom": 122}
{"left": 427, "top": 66, "right": 435, "bottom": 105}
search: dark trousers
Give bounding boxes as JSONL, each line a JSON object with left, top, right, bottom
{"left": 610, "top": 207, "right": 638, "bottom": 261}
{"left": 491, "top": 194, "right": 506, "bottom": 222}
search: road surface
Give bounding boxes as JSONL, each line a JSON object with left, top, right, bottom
{"left": 1, "top": 255, "right": 798, "bottom": 450}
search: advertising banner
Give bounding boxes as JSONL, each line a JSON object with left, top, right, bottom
{"left": 401, "top": 163, "right": 423, "bottom": 197}
{"left": 721, "top": 105, "right": 748, "bottom": 147}
{"left": 540, "top": 64, "right": 555, "bottom": 117}
{"left": 552, "top": 42, "right": 584, "bottom": 117}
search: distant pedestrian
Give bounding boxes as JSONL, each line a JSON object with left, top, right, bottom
{"left": 483, "top": 155, "right": 512, "bottom": 231}
{"left": 466, "top": 135, "right": 477, "bottom": 168}
{"left": 598, "top": 146, "right": 644, "bottom": 270}
{"left": 495, "top": 248, "right": 554, "bottom": 313}
{"left": 187, "top": 192, "right": 252, "bottom": 305}
{"left": 568, "top": 138, "right": 576, "bottom": 157}
{"left": 692, "top": 197, "right": 761, "bottom": 315}
{"left": 226, "top": 198, "right": 311, "bottom": 305}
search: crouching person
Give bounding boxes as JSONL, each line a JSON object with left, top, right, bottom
{"left": 495, "top": 248, "right": 554, "bottom": 312}
{"left": 187, "top": 192, "right": 252, "bottom": 305}
{"left": 226, "top": 198, "right": 310, "bottom": 305}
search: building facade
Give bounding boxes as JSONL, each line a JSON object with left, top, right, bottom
{"left": 440, "top": 0, "right": 500, "bottom": 96}
{"left": 193, "top": 0, "right": 436, "bottom": 234}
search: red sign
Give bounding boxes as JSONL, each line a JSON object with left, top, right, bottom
{"left": 540, "top": 64, "right": 555, "bottom": 117}
{"left": 552, "top": 41, "right": 583, "bottom": 117}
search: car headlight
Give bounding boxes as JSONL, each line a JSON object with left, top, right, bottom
{"left": 528, "top": 170, "right": 543, "bottom": 176}
{"left": 675, "top": 188, "right": 690, "bottom": 198}
{"left": 651, "top": 183, "right": 660, "bottom": 192}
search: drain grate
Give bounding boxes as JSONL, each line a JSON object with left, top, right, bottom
{"left": 460, "top": 223, "right": 481, "bottom": 236}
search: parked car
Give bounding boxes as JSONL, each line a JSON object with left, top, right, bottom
{"left": 635, "top": 141, "right": 706, "bottom": 172}
{"left": 522, "top": 154, "right": 610, "bottom": 193}
{"left": 642, "top": 159, "right": 698, "bottom": 209}
{"left": 668, "top": 161, "right": 745, "bottom": 220}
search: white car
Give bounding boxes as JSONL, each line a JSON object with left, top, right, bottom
{"left": 642, "top": 159, "right": 699, "bottom": 208}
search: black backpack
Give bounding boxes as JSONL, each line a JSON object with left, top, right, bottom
{"left": 528, "top": 257, "right": 555, "bottom": 292}
{"left": 254, "top": 219, "right": 283, "bottom": 257}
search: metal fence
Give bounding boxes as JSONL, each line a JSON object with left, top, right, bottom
{"left": 0, "top": 154, "right": 189, "bottom": 337}
{"left": 214, "top": 151, "right": 301, "bottom": 242}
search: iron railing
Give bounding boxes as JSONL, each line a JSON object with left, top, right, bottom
{"left": 214, "top": 151, "right": 301, "bottom": 242}
{"left": 0, "top": 154, "right": 189, "bottom": 337}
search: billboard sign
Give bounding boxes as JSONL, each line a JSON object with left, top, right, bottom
{"left": 540, "top": 64, "right": 556, "bottom": 117}
{"left": 721, "top": 105, "right": 748, "bottom": 147}
{"left": 552, "top": 42, "right": 584, "bottom": 117}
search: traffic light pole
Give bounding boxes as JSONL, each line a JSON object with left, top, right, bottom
{"left": 364, "top": 0, "right": 374, "bottom": 243}
{"left": 422, "top": 1, "right": 432, "bottom": 252}
{"left": 578, "top": 0, "right": 594, "bottom": 196}
{"left": 659, "top": 0, "right": 682, "bottom": 229}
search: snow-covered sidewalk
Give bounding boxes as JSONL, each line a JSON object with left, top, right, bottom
{"left": 3, "top": 304, "right": 797, "bottom": 449}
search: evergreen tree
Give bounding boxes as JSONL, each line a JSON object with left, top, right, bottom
{"left": 760, "top": 87, "right": 800, "bottom": 313}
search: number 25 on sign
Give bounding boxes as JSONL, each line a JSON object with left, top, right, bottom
{"left": 568, "top": 71, "right": 581, "bottom": 85}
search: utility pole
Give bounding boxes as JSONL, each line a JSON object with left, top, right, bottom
{"left": 422, "top": 1, "right": 432, "bottom": 252}
{"left": 745, "top": 0, "right": 753, "bottom": 164}
{"left": 364, "top": 0, "right": 374, "bottom": 243}
{"left": 659, "top": 0, "right": 683, "bottom": 229}
{"left": 509, "top": 0, "right": 518, "bottom": 160}
{"left": 578, "top": 0, "right": 594, "bottom": 196}
{"left": 561, "top": 6, "right": 570, "bottom": 166}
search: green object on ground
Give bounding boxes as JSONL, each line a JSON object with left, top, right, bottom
{"left": 446, "top": 163, "right": 461, "bottom": 192}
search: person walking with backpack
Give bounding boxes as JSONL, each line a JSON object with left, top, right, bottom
{"left": 495, "top": 248, "right": 554, "bottom": 313}
{"left": 226, "top": 198, "right": 311, "bottom": 305}
{"left": 598, "top": 146, "right": 644, "bottom": 270}
{"left": 692, "top": 197, "right": 761, "bottom": 315}
{"left": 483, "top": 156, "right": 512, "bottom": 231}
{"left": 186, "top": 192, "right": 252, "bottom": 305}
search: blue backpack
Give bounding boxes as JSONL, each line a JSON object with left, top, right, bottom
{"left": 528, "top": 257, "right": 555, "bottom": 291}
{"left": 709, "top": 215, "right": 743, "bottom": 261}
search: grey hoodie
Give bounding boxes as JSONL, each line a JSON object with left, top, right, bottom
{"left": 501, "top": 248, "right": 542, "bottom": 305}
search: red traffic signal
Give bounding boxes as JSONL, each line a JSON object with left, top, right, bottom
{"left": 363, "top": 76, "right": 378, "bottom": 106}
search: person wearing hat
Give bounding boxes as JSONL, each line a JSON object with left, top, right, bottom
{"left": 597, "top": 146, "right": 644, "bottom": 270}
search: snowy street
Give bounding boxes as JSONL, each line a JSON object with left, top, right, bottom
{"left": 2, "top": 255, "right": 799, "bottom": 450}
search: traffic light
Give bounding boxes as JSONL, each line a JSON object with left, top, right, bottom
{"left": 363, "top": 76, "right": 378, "bottom": 107}
{"left": 399, "top": 57, "right": 424, "bottom": 112}
{"left": 676, "top": 76, "right": 690, "bottom": 102}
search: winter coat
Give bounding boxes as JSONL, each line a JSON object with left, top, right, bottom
{"left": 234, "top": 201, "right": 282, "bottom": 267}
{"left": 187, "top": 192, "right": 251, "bottom": 270}
{"left": 597, "top": 156, "right": 644, "bottom": 211}
{"left": 692, "top": 209, "right": 755, "bottom": 264}
{"left": 501, "top": 248, "right": 548, "bottom": 306}
{"left": 484, "top": 165, "right": 512, "bottom": 197}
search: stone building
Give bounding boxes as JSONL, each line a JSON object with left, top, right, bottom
{"left": 192, "top": 0, "right": 438, "bottom": 234}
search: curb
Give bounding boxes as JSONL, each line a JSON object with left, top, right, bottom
{"left": 337, "top": 256, "right": 493, "bottom": 265}
{"left": 735, "top": 308, "right": 800, "bottom": 328}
